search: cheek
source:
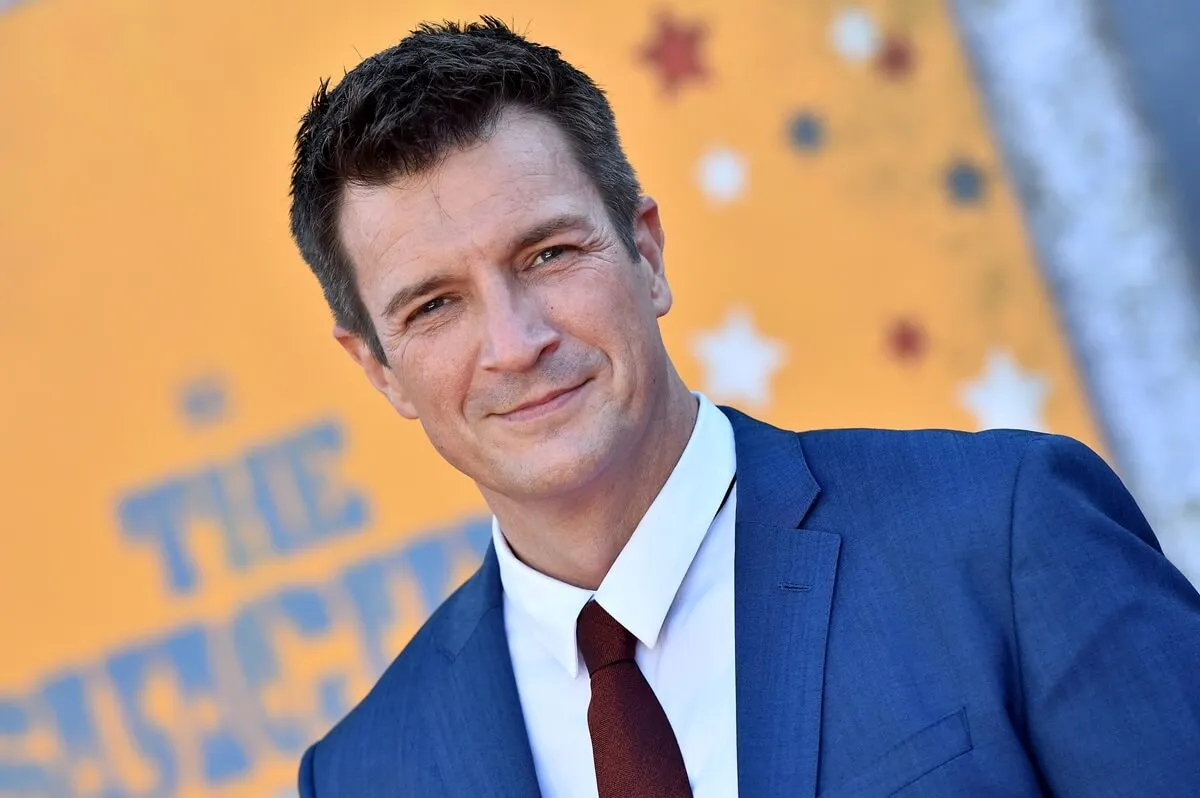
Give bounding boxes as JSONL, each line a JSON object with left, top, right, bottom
{"left": 546, "top": 269, "right": 641, "bottom": 339}
{"left": 395, "top": 331, "right": 475, "bottom": 414}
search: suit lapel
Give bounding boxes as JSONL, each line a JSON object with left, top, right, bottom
{"left": 429, "top": 546, "right": 541, "bottom": 797}
{"left": 723, "top": 407, "right": 842, "bottom": 798}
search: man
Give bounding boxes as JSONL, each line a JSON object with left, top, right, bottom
{"left": 288, "top": 17, "right": 1200, "bottom": 797}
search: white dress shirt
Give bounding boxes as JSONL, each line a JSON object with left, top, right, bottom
{"left": 492, "top": 393, "right": 739, "bottom": 798}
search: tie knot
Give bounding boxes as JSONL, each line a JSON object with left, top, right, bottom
{"left": 576, "top": 600, "right": 636, "bottom": 675}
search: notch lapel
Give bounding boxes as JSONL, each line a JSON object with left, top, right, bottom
{"left": 723, "top": 407, "right": 842, "bottom": 798}
{"left": 429, "top": 546, "right": 541, "bottom": 797}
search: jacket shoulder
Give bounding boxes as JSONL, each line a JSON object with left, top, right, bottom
{"left": 301, "top": 564, "right": 491, "bottom": 794}
{"left": 797, "top": 425, "right": 1047, "bottom": 470}
{"left": 789, "top": 426, "right": 1094, "bottom": 534}
{"left": 794, "top": 425, "right": 1077, "bottom": 489}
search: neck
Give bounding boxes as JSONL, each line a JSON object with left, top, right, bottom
{"left": 484, "top": 373, "right": 698, "bottom": 590}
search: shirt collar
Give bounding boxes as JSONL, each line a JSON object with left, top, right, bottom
{"left": 492, "top": 393, "right": 737, "bottom": 677}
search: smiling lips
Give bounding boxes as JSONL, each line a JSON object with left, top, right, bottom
{"left": 498, "top": 380, "right": 588, "bottom": 422}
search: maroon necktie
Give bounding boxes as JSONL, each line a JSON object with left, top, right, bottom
{"left": 576, "top": 600, "right": 692, "bottom": 798}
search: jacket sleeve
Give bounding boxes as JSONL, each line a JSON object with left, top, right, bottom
{"left": 298, "top": 743, "right": 319, "bottom": 798}
{"left": 1010, "top": 435, "right": 1200, "bottom": 795}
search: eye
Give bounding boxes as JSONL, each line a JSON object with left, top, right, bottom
{"left": 532, "top": 245, "right": 567, "bottom": 266}
{"left": 409, "top": 296, "right": 449, "bottom": 322}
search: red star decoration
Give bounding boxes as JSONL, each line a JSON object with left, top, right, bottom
{"left": 877, "top": 35, "right": 916, "bottom": 79}
{"left": 887, "top": 318, "right": 928, "bottom": 362}
{"left": 639, "top": 12, "right": 708, "bottom": 96}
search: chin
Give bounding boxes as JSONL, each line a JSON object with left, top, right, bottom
{"left": 493, "top": 436, "right": 618, "bottom": 499}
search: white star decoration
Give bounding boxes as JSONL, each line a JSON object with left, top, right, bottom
{"left": 959, "top": 349, "right": 1051, "bottom": 431}
{"left": 693, "top": 308, "right": 786, "bottom": 408}
{"left": 830, "top": 7, "right": 881, "bottom": 63}
{"left": 696, "top": 147, "right": 748, "bottom": 204}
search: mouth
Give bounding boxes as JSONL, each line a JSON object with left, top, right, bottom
{"left": 496, "top": 380, "right": 590, "bottom": 423}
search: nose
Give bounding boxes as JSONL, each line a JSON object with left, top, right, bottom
{"left": 478, "top": 281, "right": 560, "bottom": 372}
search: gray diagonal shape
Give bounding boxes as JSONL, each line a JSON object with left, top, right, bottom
{"left": 952, "top": 0, "right": 1200, "bottom": 587}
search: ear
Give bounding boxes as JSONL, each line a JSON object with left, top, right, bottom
{"left": 632, "top": 196, "right": 672, "bottom": 318}
{"left": 333, "top": 324, "right": 420, "bottom": 419}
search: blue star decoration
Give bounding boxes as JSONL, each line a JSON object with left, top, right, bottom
{"left": 180, "top": 376, "right": 229, "bottom": 427}
{"left": 788, "top": 111, "right": 825, "bottom": 152}
{"left": 946, "top": 159, "right": 987, "bottom": 204}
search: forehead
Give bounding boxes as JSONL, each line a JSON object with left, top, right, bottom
{"left": 338, "top": 111, "right": 606, "bottom": 310}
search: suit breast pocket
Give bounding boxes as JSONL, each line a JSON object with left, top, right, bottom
{"left": 818, "top": 707, "right": 974, "bottom": 798}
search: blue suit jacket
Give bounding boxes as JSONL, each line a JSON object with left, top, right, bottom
{"left": 299, "top": 408, "right": 1200, "bottom": 796}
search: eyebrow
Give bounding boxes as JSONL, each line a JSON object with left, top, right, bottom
{"left": 381, "top": 213, "right": 592, "bottom": 321}
{"left": 509, "top": 212, "right": 591, "bottom": 254}
{"left": 383, "top": 274, "right": 456, "bottom": 321}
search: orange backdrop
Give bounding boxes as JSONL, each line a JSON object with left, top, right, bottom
{"left": 0, "top": 0, "right": 1102, "bottom": 795}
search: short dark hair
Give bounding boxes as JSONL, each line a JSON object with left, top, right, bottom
{"left": 289, "top": 17, "right": 642, "bottom": 364}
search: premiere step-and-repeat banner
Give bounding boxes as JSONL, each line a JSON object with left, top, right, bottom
{"left": 1, "top": 0, "right": 1104, "bottom": 795}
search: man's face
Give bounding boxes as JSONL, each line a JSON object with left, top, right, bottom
{"left": 336, "top": 110, "right": 674, "bottom": 500}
